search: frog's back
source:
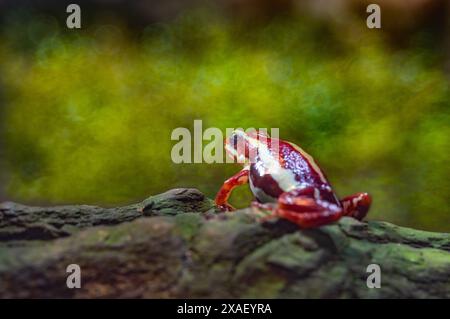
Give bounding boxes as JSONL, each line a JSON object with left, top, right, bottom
{"left": 279, "top": 141, "right": 330, "bottom": 188}
{"left": 248, "top": 138, "right": 336, "bottom": 203}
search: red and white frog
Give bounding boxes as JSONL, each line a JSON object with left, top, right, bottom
{"left": 215, "top": 129, "right": 372, "bottom": 228}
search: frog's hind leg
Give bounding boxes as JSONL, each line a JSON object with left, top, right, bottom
{"left": 340, "top": 192, "right": 372, "bottom": 220}
{"left": 275, "top": 188, "right": 343, "bottom": 228}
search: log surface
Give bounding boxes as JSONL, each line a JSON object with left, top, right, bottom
{"left": 0, "top": 188, "right": 449, "bottom": 298}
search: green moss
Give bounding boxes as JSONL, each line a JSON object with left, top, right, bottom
{"left": 102, "top": 228, "right": 133, "bottom": 245}
{"left": 240, "top": 273, "right": 286, "bottom": 298}
{"left": 370, "top": 242, "right": 450, "bottom": 279}
{"left": 174, "top": 213, "right": 203, "bottom": 241}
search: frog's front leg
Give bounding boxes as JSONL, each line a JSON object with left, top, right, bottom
{"left": 340, "top": 192, "right": 372, "bottom": 220}
{"left": 215, "top": 168, "right": 249, "bottom": 211}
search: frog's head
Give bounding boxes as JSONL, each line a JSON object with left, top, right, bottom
{"left": 225, "top": 129, "right": 269, "bottom": 163}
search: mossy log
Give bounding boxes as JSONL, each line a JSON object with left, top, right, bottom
{"left": 0, "top": 188, "right": 449, "bottom": 298}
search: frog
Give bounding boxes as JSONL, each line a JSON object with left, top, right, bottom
{"left": 215, "top": 129, "right": 371, "bottom": 228}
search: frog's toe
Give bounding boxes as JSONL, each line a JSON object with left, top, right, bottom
{"left": 340, "top": 192, "right": 372, "bottom": 220}
{"left": 217, "top": 203, "right": 236, "bottom": 212}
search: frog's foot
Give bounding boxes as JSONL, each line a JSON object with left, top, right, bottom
{"left": 217, "top": 203, "right": 236, "bottom": 212}
{"left": 275, "top": 188, "right": 343, "bottom": 228}
{"left": 340, "top": 192, "right": 372, "bottom": 220}
{"left": 251, "top": 201, "right": 276, "bottom": 211}
{"left": 250, "top": 201, "right": 278, "bottom": 222}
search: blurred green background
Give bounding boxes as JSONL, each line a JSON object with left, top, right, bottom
{"left": 0, "top": 1, "right": 449, "bottom": 231}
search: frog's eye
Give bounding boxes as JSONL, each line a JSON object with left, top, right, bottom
{"left": 231, "top": 134, "right": 239, "bottom": 148}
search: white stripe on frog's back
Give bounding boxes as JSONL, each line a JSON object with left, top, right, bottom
{"left": 251, "top": 138, "right": 298, "bottom": 193}
{"left": 286, "top": 142, "right": 328, "bottom": 184}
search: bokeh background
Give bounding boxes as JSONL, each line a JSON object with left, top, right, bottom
{"left": 0, "top": 0, "right": 448, "bottom": 231}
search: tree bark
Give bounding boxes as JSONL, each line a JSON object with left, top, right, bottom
{"left": 0, "top": 188, "right": 449, "bottom": 298}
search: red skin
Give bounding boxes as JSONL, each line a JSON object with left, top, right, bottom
{"left": 215, "top": 168, "right": 249, "bottom": 212}
{"left": 215, "top": 130, "right": 372, "bottom": 228}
